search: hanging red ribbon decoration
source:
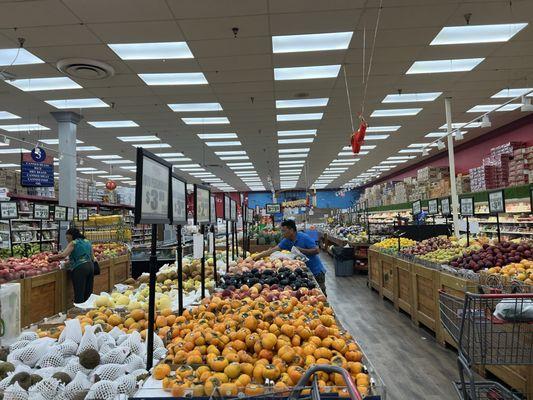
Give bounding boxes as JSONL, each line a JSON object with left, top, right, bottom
{"left": 351, "top": 119, "right": 368, "bottom": 154}
{"left": 105, "top": 180, "right": 117, "bottom": 191}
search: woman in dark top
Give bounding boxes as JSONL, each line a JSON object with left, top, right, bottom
{"left": 49, "top": 227, "right": 95, "bottom": 303}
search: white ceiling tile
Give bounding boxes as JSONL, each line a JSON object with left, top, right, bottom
{"left": 167, "top": 0, "right": 268, "bottom": 18}
{"left": 179, "top": 15, "right": 269, "bottom": 40}
{"left": 88, "top": 21, "right": 184, "bottom": 42}
{"left": 0, "top": 0, "right": 79, "bottom": 28}
{"left": 62, "top": 0, "right": 172, "bottom": 23}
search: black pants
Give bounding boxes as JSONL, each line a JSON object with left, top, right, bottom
{"left": 71, "top": 261, "right": 94, "bottom": 303}
{"left": 315, "top": 272, "right": 327, "bottom": 296}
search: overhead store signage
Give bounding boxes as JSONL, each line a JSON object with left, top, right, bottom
{"left": 412, "top": 200, "right": 422, "bottom": 216}
{"left": 230, "top": 199, "right": 237, "bottom": 222}
{"left": 170, "top": 174, "right": 187, "bottom": 225}
{"left": 194, "top": 184, "right": 210, "bottom": 225}
{"left": 266, "top": 203, "right": 281, "bottom": 214}
{"left": 488, "top": 190, "right": 505, "bottom": 214}
{"left": 247, "top": 207, "right": 254, "bottom": 222}
{"left": 20, "top": 147, "right": 54, "bottom": 187}
{"left": 78, "top": 207, "right": 89, "bottom": 222}
{"left": 460, "top": 197, "right": 474, "bottom": 216}
{"left": 210, "top": 194, "right": 216, "bottom": 224}
{"left": 135, "top": 148, "right": 171, "bottom": 225}
{"left": 427, "top": 199, "right": 438, "bottom": 215}
{"left": 0, "top": 202, "right": 18, "bottom": 219}
{"left": 223, "top": 195, "right": 231, "bottom": 221}
{"left": 440, "top": 197, "right": 451, "bottom": 217}
{"left": 54, "top": 205, "right": 67, "bottom": 221}
{"left": 33, "top": 204, "right": 50, "bottom": 220}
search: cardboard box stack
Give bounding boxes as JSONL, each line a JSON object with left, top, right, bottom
{"left": 509, "top": 145, "right": 533, "bottom": 186}
{"left": 456, "top": 174, "right": 471, "bottom": 194}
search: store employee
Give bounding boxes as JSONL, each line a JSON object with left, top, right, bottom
{"left": 252, "top": 219, "right": 327, "bottom": 295}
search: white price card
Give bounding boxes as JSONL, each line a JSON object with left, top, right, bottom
{"left": 488, "top": 190, "right": 505, "bottom": 214}
{"left": 171, "top": 175, "right": 186, "bottom": 225}
{"left": 441, "top": 198, "right": 451, "bottom": 216}
{"left": 460, "top": 197, "right": 474, "bottom": 216}
{"left": 208, "top": 232, "right": 214, "bottom": 253}
{"left": 428, "top": 199, "right": 438, "bottom": 215}
{"left": 470, "top": 221, "right": 480, "bottom": 234}
{"left": 54, "top": 206, "right": 67, "bottom": 221}
{"left": 0, "top": 202, "right": 18, "bottom": 219}
{"left": 19, "top": 231, "right": 33, "bottom": 243}
{"left": 78, "top": 208, "right": 89, "bottom": 221}
{"left": 193, "top": 233, "right": 204, "bottom": 259}
{"left": 34, "top": 204, "right": 50, "bottom": 219}
{"left": 412, "top": 200, "right": 421, "bottom": 215}
{"left": 67, "top": 207, "right": 74, "bottom": 221}
{"left": 140, "top": 155, "right": 169, "bottom": 223}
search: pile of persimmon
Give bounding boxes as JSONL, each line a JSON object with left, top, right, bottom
{"left": 153, "top": 284, "right": 371, "bottom": 397}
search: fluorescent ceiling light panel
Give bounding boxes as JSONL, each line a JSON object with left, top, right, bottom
{"left": 40, "top": 139, "right": 83, "bottom": 145}
{"left": 0, "top": 111, "right": 20, "bottom": 120}
{"left": 277, "top": 129, "right": 317, "bottom": 137}
{"left": 220, "top": 156, "right": 249, "bottom": 160}
{"left": 0, "top": 163, "right": 19, "bottom": 167}
{"left": 118, "top": 135, "right": 159, "bottom": 142}
{"left": 45, "top": 98, "right": 109, "bottom": 109}
{"left": 274, "top": 65, "right": 341, "bottom": 80}
{"left": 388, "top": 156, "right": 415, "bottom": 160}
{"left": 426, "top": 130, "right": 467, "bottom": 138}
{"left": 467, "top": 104, "right": 521, "bottom": 113}
{"left": 229, "top": 166, "right": 254, "bottom": 170}
{"left": 88, "top": 155, "right": 122, "bottom": 160}
{"left": 180, "top": 168, "right": 205, "bottom": 172}
{"left": 360, "top": 145, "right": 376, "bottom": 150}
{"left": 406, "top": 58, "right": 484, "bottom": 74}
{"left": 182, "top": 117, "right": 229, "bottom": 125}
{"left": 430, "top": 23, "right": 528, "bottom": 45}
{"left": 365, "top": 134, "right": 390, "bottom": 140}
{"left": 277, "top": 113, "right": 323, "bottom": 121}
{"left": 215, "top": 150, "right": 246, "bottom": 156}
{"left": 81, "top": 170, "right": 106, "bottom": 174}
{"left": 131, "top": 143, "right": 171, "bottom": 148}
{"left": 408, "top": 143, "right": 437, "bottom": 148}
{"left": 371, "top": 108, "right": 422, "bottom": 117}
{"left": 76, "top": 146, "right": 101, "bottom": 151}
{"left": 280, "top": 169, "right": 302, "bottom": 174}
{"left": 491, "top": 88, "right": 533, "bottom": 98}
{"left": 120, "top": 166, "right": 137, "bottom": 170}
{"left": 204, "top": 141, "right": 241, "bottom": 147}
{"left": 279, "top": 160, "right": 305, "bottom": 165}
{"left": 0, "top": 48, "right": 44, "bottom": 66}
{"left": 279, "top": 153, "right": 308, "bottom": 159}
{"left": 366, "top": 126, "right": 401, "bottom": 132}
{"left": 168, "top": 103, "right": 222, "bottom": 112}
{"left": 88, "top": 120, "right": 138, "bottom": 128}
{"left": 399, "top": 149, "right": 424, "bottom": 153}
{"left": 227, "top": 162, "right": 252, "bottom": 166}
{"left": 175, "top": 164, "right": 201, "bottom": 168}
{"left": 156, "top": 152, "right": 184, "bottom": 157}
{"left": 98, "top": 175, "right": 123, "bottom": 179}
{"left": 108, "top": 42, "right": 193, "bottom": 60}
{"left": 138, "top": 72, "right": 208, "bottom": 86}
{"left": 439, "top": 122, "right": 481, "bottom": 129}
{"left": 197, "top": 133, "right": 237, "bottom": 139}
{"left": 7, "top": 77, "right": 82, "bottom": 91}
{"left": 381, "top": 160, "right": 406, "bottom": 164}
{"left": 278, "top": 148, "right": 309, "bottom": 153}
{"left": 76, "top": 167, "right": 96, "bottom": 172}
{"left": 275, "top": 98, "right": 329, "bottom": 108}
{"left": 278, "top": 138, "right": 314, "bottom": 144}
{"left": 272, "top": 31, "right": 353, "bottom": 53}
{"left": 382, "top": 92, "right": 442, "bottom": 103}
{"left": 235, "top": 171, "right": 257, "bottom": 175}
{"left": 0, "top": 124, "right": 49, "bottom": 132}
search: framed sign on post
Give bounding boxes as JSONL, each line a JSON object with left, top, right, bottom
{"left": 0, "top": 202, "right": 18, "bottom": 220}
{"left": 33, "top": 204, "right": 50, "bottom": 220}
{"left": 53, "top": 205, "right": 67, "bottom": 221}
{"left": 230, "top": 199, "right": 237, "bottom": 222}
{"left": 210, "top": 194, "right": 216, "bottom": 225}
{"left": 266, "top": 203, "right": 281, "bottom": 214}
{"left": 412, "top": 200, "right": 422, "bottom": 216}
{"left": 170, "top": 173, "right": 187, "bottom": 225}
{"left": 67, "top": 207, "right": 75, "bottom": 222}
{"left": 78, "top": 208, "right": 89, "bottom": 222}
{"left": 440, "top": 197, "right": 451, "bottom": 217}
{"left": 488, "top": 190, "right": 505, "bottom": 214}
{"left": 460, "top": 197, "right": 474, "bottom": 216}
{"left": 134, "top": 147, "right": 171, "bottom": 225}
{"left": 427, "top": 199, "right": 438, "bottom": 216}
{"left": 194, "top": 184, "right": 211, "bottom": 225}
{"left": 224, "top": 195, "right": 231, "bottom": 221}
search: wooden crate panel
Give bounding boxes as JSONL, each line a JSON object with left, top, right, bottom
{"left": 94, "top": 261, "right": 111, "bottom": 294}
{"left": 22, "top": 271, "right": 62, "bottom": 326}
{"left": 368, "top": 250, "right": 380, "bottom": 290}
{"left": 412, "top": 265, "right": 438, "bottom": 330}
{"left": 486, "top": 365, "right": 532, "bottom": 400}
{"left": 111, "top": 255, "right": 130, "bottom": 286}
{"left": 381, "top": 260, "right": 394, "bottom": 300}
{"left": 249, "top": 244, "right": 272, "bottom": 253}
{"left": 396, "top": 264, "right": 412, "bottom": 313}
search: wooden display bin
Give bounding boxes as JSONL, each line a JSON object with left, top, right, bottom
{"left": 249, "top": 243, "right": 272, "bottom": 253}
{"left": 411, "top": 263, "right": 439, "bottom": 333}
{"left": 110, "top": 254, "right": 130, "bottom": 287}
{"left": 485, "top": 365, "right": 533, "bottom": 400}
{"left": 393, "top": 258, "right": 413, "bottom": 316}
{"left": 368, "top": 249, "right": 381, "bottom": 292}
{"left": 21, "top": 270, "right": 63, "bottom": 327}
{"left": 379, "top": 253, "right": 395, "bottom": 301}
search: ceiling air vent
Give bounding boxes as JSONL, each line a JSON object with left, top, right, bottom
{"left": 56, "top": 58, "right": 115, "bottom": 80}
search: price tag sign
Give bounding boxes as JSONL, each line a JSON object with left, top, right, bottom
{"left": 67, "top": 207, "right": 75, "bottom": 222}
{"left": 0, "top": 202, "right": 18, "bottom": 220}
{"left": 266, "top": 203, "right": 281, "bottom": 214}
{"left": 488, "top": 190, "right": 505, "bottom": 214}
{"left": 224, "top": 195, "right": 231, "bottom": 221}
{"left": 171, "top": 174, "right": 187, "bottom": 225}
{"left": 247, "top": 208, "right": 254, "bottom": 222}
{"left": 19, "top": 231, "right": 33, "bottom": 243}
{"left": 428, "top": 199, "right": 438, "bottom": 216}
{"left": 78, "top": 207, "right": 89, "bottom": 222}
{"left": 193, "top": 233, "right": 204, "bottom": 259}
{"left": 230, "top": 199, "right": 237, "bottom": 222}
{"left": 54, "top": 205, "right": 67, "bottom": 221}
{"left": 194, "top": 184, "right": 210, "bottom": 225}
{"left": 440, "top": 197, "right": 451, "bottom": 217}
{"left": 33, "top": 204, "right": 50, "bottom": 220}
{"left": 210, "top": 195, "right": 216, "bottom": 224}
{"left": 460, "top": 197, "right": 474, "bottom": 216}
{"left": 412, "top": 200, "right": 422, "bottom": 216}
{"left": 135, "top": 148, "right": 171, "bottom": 224}
{"left": 208, "top": 231, "right": 214, "bottom": 253}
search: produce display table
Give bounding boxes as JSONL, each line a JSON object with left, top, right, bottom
{"left": 368, "top": 249, "right": 532, "bottom": 399}
{"left": 322, "top": 233, "right": 369, "bottom": 272}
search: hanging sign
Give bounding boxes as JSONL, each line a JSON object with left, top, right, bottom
{"left": 54, "top": 205, "right": 67, "bottom": 221}
{"left": 460, "top": 197, "right": 474, "bottom": 216}
{"left": 0, "top": 202, "right": 18, "bottom": 219}
{"left": 412, "top": 200, "right": 422, "bottom": 216}
{"left": 78, "top": 207, "right": 89, "bottom": 222}
{"left": 33, "top": 204, "right": 50, "bottom": 220}
{"left": 224, "top": 195, "right": 231, "bottom": 221}
{"left": 134, "top": 148, "right": 171, "bottom": 224}
{"left": 194, "top": 184, "right": 210, "bottom": 225}
{"left": 247, "top": 207, "right": 254, "bottom": 222}
{"left": 440, "top": 197, "right": 451, "bottom": 217}
{"left": 20, "top": 147, "right": 54, "bottom": 187}
{"left": 208, "top": 231, "right": 215, "bottom": 253}
{"left": 427, "top": 199, "right": 438, "bottom": 216}
{"left": 488, "top": 190, "right": 505, "bottom": 214}
{"left": 266, "top": 203, "right": 281, "bottom": 214}
{"left": 170, "top": 174, "right": 187, "bottom": 225}
{"left": 209, "top": 194, "right": 216, "bottom": 224}
{"left": 230, "top": 199, "right": 237, "bottom": 222}
{"left": 67, "top": 207, "right": 75, "bottom": 222}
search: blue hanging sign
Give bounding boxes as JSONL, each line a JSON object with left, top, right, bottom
{"left": 21, "top": 147, "right": 54, "bottom": 187}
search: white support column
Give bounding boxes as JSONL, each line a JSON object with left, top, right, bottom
{"left": 51, "top": 111, "right": 83, "bottom": 248}
{"left": 445, "top": 98, "right": 460, "bottom": 238}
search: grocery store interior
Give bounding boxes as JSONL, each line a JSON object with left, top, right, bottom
{"left": 0, "top": 1, "right": 532, "bottom": 400}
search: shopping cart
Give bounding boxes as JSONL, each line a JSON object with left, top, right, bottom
{"left": 439, "top": 285, "right": 533, "bottom": 400}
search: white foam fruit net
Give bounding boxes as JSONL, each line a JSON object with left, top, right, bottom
{"left": 28, "top": 377, "right": 61, "bottom": 400}
{"left": 116, "top": 374, "right": 137, "bottom": 396}
{"left": 56, "top": 340, "right": 78, "bottom": 357}
{"left": 9, "top": 340, "right": 30, "bottom": 352}
{"left": 62, "top": 358, "right": 89, "bottom": 379}
{"left": 63, "top": 372, "right": 90, "bottom": 400}
{"left": 76, "top": 326, "right": 98, "bottom": 355}
{"left": 92, "top": 364, "right": 125, "bottom": 382}
{"left": 3, "top": 382, "right": 29, "bottom": 400}
{"left": 37, "top": 351, "right": 66, "bottom": 369}
{"left": 120, "top": 332, "right": 143, "bottom": 356}
{"left": 58, "top": 320, "right": 82, "bottom": 345}
{"left": 124, "top": 354, "right": 144, "bottom": 373}
{"left": 85, "top": 381, "right": 118, "bottom": 400}
{"left": 100, "top": 347, "right": 129, "bottom": 365}
{"left": 8, "top": 343, "right": 49, "bottom": 368}
{"left": 18, "top": 332, "right": 39, "bottom": 342}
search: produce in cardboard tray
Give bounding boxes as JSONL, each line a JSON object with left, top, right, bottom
{"left": 227, "top": 255, "right": 304, "bottom": 275}
{"left": 0, "top": 252, "right": 60, "bottom": 283}
{"left": 373, "top": 237, "right": 417, "bottom": 249}
{"left": 450, "top": 241, "right": 532, "bottom": 271}
{"left": 220, "top": 266, "right": 316, "bottom": 290}
{"left": 401, "top": 236, "right": 459, "bottom": 256}
{"left": 484, "top": 259, "right": 533, "bottom": 284}
{"left": 92, "top": 243, "right": 128, "bottom": 261}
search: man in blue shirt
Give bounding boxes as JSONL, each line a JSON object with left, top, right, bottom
{"left": 252, "top": 219, "right": 327, "bottom": 295}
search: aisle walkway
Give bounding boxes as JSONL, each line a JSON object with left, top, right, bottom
{"left": 321, "top": 253, "right": 458, "bottom": 400}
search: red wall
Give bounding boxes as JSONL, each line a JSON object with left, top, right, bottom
{"left": 376, "top": 114, "right": 533, "bottom": 184}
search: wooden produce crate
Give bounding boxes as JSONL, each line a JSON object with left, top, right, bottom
{"left": 110, "top": 254, "right": 131, "bottom": 287}
{"left": 94, "top": 258, "right": 112, "bottom": 294}
{"left": 380, "top": 253, "right": 395, "bottom": 302}
{"left": 411, "top": 263, "right": 440, "bottom": 332}
{"left": 393, "top": 258, "right": 414, "bottom": 316}
{"left": 21, "top": 270, "right": 63, "bottom": 327}
{"left": 485, "top": 365, "right": 533, "bottom": 400}
{"left": 249, "top": 243, "right": 272, "bottom": 254}
{"left": 368, "top": 249, "right": 381, "bottom": 292}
